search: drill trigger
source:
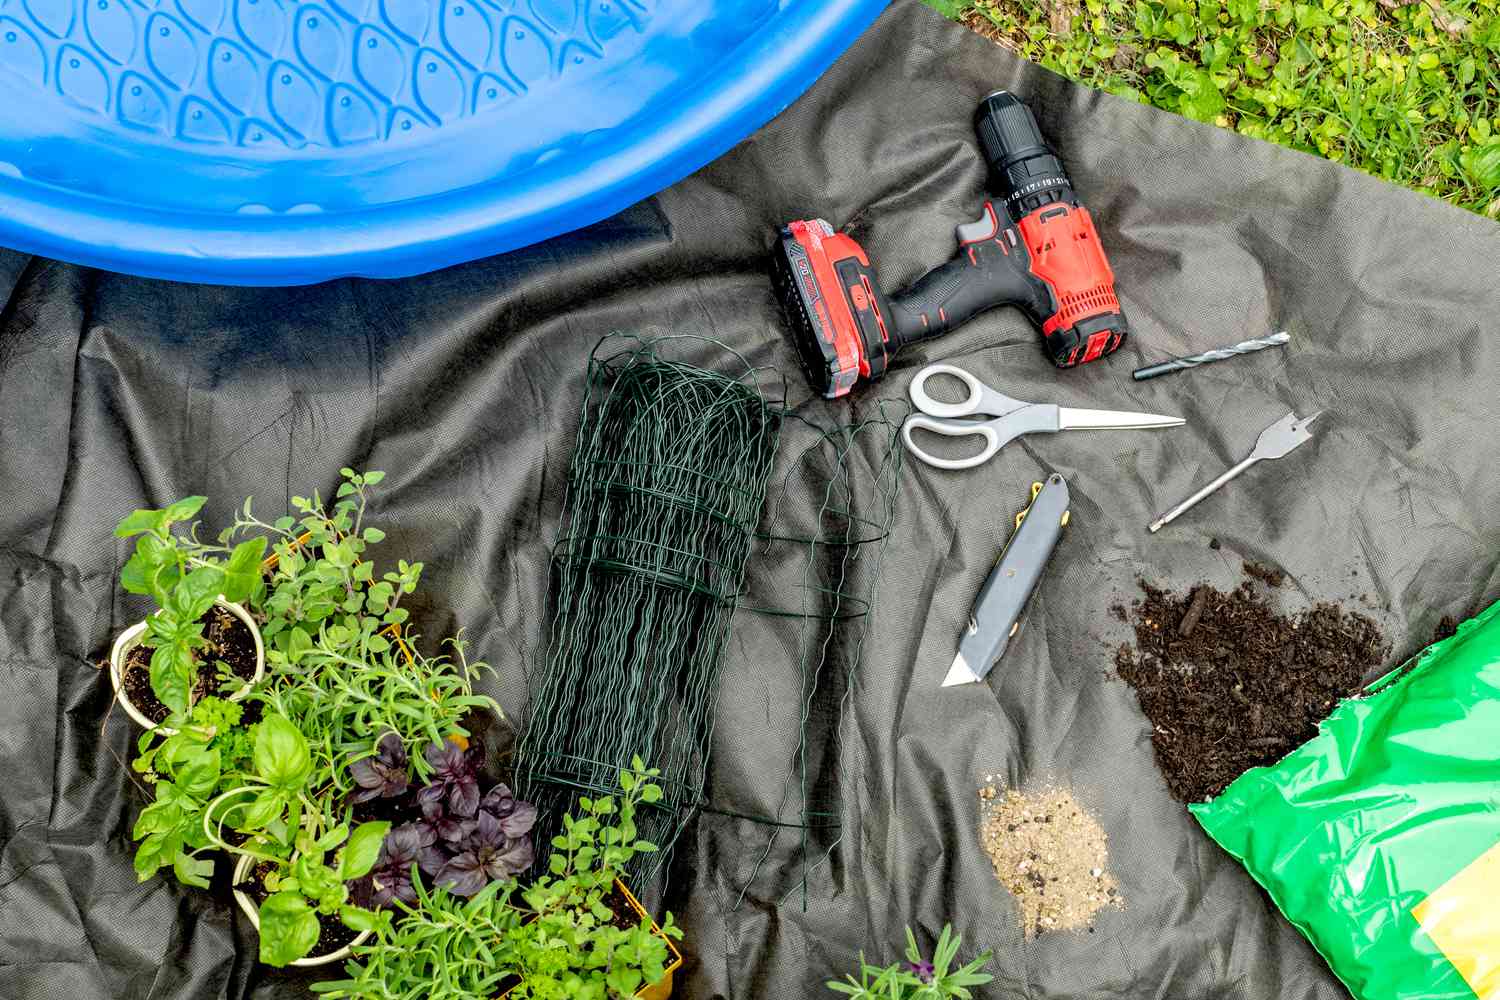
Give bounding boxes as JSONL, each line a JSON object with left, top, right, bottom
{"left": 955, "top": 202, "right": 1000, "bottom": 245}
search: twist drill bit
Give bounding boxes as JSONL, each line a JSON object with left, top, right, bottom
{"left": 1132, "top": 331, "right": 1291, "bottom": 381}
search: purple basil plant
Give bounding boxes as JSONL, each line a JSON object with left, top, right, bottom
{"left": 418, "top": 738, "right": 480, "bottom": 818}
{"left": 436, "top": 809, "right": 536, "bottom": 895}
{"left": 349, "top": 732, "right": 409, "bottom": 803}
{"left": 348, "top": 736, "right": 538, "bottom": 907}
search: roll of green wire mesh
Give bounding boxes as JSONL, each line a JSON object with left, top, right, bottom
{"left": 515, "top": 335, "right": 783, "bottom": 886}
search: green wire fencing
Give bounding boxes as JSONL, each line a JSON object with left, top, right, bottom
{"left": 514, "top": 335, "right": 784, "bottom": 888}
{"left": 514, "top": 334, "right": 906, "bottom": 908}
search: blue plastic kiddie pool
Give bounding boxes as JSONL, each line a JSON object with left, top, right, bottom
{"left": 0, "top": 0, "right": 887, "bottom": 285}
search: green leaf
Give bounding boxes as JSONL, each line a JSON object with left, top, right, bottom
{"left": 173, "top": 566, "right": 225, "bottom": 620}
{"left": 338, "top": 821, "right": 390, "bottom": 879}
{"left": 133, "top": 832, "right": 168, "bottom": 879}
{"left": 339, "top": 906, "right": 378, "bottom": 934}
{"left": 242, "top": 789, "right": 285, "bottom": 830}
{"left": 254, "top": 714, "right": 312, "bottom": 791}
{"left": 149, "top": 644, "right": 192, "bottom": 716}
{"left": 316, "top": 822, "right": 352, "bottom": 852}
{"left": 115, "top": 508, "right": 167, "bottom": 538}
{"left": 162, "top": 497, "right": 208, "bottom": 525}
{"left": 605, "top": 968, "right": 642, "bottom": 995}
{"left": 1461, "top": 142, "right": 1500, "bottom": 187}
{"left": 133, "top": 797, "right": 180, "bottom": 837}
{"left": 222, "top": 537, "right": 268, "bottom": 603}
{"left": 172, "top": 852, "right": 214, "bottom": 889}
{"left": 259, "top": 891, "right": 322, "bottom": 967}
{"left": 175, "top": 747, "right": 221, "bottom": 799}
{"left": 362, "top": 527, "right": 385, "bottom": 544}
{"left": 120, "top": 548, "right": 152, "bottom": 596}
{"left": 286, "top": 626, "right": 312, "bottom": 664}
{"left": 362, "top": 471, "right": 385, "bottom": 486}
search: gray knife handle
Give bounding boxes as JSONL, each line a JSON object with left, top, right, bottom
{"left": 958, "top": 473, "right": 1070, "bottom": 679}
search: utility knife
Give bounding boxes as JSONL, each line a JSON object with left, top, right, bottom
{"left": 943, "top": 473, "right": 1071, "bottom": 687}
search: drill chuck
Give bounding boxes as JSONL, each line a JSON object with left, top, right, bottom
{"left": 975, "top": 91, "right": 1076, "bottom": 217}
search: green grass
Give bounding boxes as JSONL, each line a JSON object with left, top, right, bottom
{"left": 926, "top": 0, "right": 1500, "bottom": 217}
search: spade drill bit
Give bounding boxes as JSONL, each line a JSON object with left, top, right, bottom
{"left": 1149, "top": 409, "right": 1323, "bottom": 533}
{"left": 1133, "top": 331, "right": 1291, "bottom": 381}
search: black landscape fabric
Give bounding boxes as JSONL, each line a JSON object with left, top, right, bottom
{"left": 2, "top": 2, "right": 1499, "bottom": 997}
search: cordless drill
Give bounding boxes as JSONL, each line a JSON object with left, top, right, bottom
{"left": 772, "top": 91, "right": 1130, "bottom": 398}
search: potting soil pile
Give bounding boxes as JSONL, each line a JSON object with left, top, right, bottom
{"left": 1, "top": 2, "right": 1498, "bottom": 998}
{"left": 1113, "top": 565, "right": 1390, "bottom": 802}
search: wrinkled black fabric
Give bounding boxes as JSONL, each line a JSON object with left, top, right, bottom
{"left": 2, "top": 2, "right": 1499, "bottom": 997}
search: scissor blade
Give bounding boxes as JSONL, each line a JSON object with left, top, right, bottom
{"left": 1058, "top": 406, "right": 1185, "bottom": 431}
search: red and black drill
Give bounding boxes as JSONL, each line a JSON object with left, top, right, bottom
{"left": 773, "top": 91, "right": 1130, "bottom": 398}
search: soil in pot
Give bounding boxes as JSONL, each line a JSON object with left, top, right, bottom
{"left": 1112, "top": 565, "right": 1389, "bottom": 803}
{"left": 600, "top": 883, "right": 645, "bottom": 932}
{"left": 122, "top": 605, "right": 260, "bottom": 725}
{"left": 240, "top": 861, "right": 362, "bottom": 959}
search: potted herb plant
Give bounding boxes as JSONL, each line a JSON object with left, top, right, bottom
{"left": 313, "top": 761, "right": 684, "bottom": 1000}
{"left": 203, "top": 714, "right": 389, "bottom": 966}
{"left": 118, "top": 470, "right": 519, "bottom": 972}
{"left": 826, "top": 924, "right": 993, "bottom": 999}
{"left": 129, "top": 694, "right": 257, "bottom": 888}
{"left": 111, "top": 496, "right": 268, "bottom": 732}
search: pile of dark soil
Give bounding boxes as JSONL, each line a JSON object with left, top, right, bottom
{"left": 1113, "top": 566, "right": 1389, "bottom": 803}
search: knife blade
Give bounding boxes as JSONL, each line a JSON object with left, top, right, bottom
{"left": 942, "top": 473, "right": 1071, "bottom": 687}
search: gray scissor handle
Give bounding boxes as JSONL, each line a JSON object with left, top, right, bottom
{"left": 902, "top": 413, "right": 1005, "bottom": 470}
{"left": 908, "top": 363, "right": 1025, "bottom": 419}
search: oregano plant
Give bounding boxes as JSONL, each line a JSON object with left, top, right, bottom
{"left": 231, "top": 468, "right": 499, "bottom": 786}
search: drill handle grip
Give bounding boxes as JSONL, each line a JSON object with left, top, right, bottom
{"left": 890, "top": 216, "right": 1051, "bottom": 347}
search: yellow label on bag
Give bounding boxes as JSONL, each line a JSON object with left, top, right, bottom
{"left": 1413, "top": 840, "right": 1500, "bottom": 1000}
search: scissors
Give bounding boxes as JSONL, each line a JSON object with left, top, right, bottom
{"left": 902, "top": 363, "right": 1185, "bottom": 470}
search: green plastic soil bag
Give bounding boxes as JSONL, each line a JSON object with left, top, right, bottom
{"left": 1191, "top": 599, "right": 1500, "bottom": 1000}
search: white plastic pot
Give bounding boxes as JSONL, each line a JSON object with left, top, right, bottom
{"left": 109, "top": 598, "right": 265, "bottom": 734}
{"left": 231, "top": 853, "right": 371, "bottom": 967}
